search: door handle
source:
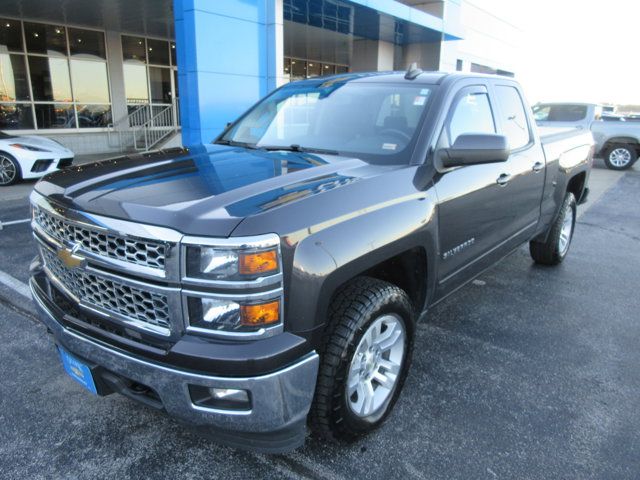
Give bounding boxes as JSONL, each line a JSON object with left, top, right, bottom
{"left": 496, "top": 173, "right": 511, "bottom": 186}
{"left": 532, "top": 161, "right": 544, "bottom": 172}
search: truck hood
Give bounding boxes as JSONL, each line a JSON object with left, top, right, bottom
{"left": 34, "top": 144, "right": 388, "bottom": 237}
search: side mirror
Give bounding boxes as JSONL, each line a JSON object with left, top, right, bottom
{"left": 439, "top": 133, "right": 510, "bottom": 168}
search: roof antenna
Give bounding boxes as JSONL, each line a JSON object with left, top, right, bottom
{"left": 405, "top": 62, "right": 423, "bottom": 80}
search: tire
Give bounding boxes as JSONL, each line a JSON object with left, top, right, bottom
{"left": 603, "top": 144, "right": 637, "bottom": 170}
{"left": 309, "top": 277, "right": 415, "bottom": 441}
{"left": 0, "top": 152, "right": 21, "bottom": 186}
{"left": 530, "top": 192, "right": 576, "bottom": 265}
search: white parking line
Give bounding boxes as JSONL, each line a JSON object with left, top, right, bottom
{"left": 0, "top": 270, "right": 31, "bottom": 299}
{"left": 0, "top": 218, "right": 31, "bottom": 230}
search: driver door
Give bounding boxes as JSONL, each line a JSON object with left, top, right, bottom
{"left": 433, "top": 86, "right": 514, "bottom": 298}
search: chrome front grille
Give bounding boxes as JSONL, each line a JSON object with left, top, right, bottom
{"left": 40, "top": 246, "right": 171, "bottom": 333}
{"left": 33, "top": 206, "right": 167, "bottom": 270}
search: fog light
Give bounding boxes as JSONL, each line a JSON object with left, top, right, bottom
{"left": 189, "top": 385, "right": 251, "bottom": 411}
{"left": 211, "top": 388, "right": 249, "bottom": 403}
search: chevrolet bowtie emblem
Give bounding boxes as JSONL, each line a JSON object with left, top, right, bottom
{"left": 57, "top": 243, "right": 86, "bottom": 270}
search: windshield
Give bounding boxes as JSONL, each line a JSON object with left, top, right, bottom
{"left": 220, "top": 80, "right": 434, "bottom": 163}
{"left": 533, "top": 104, "right": 588, "bottom": 122}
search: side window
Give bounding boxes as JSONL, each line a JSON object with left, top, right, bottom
{"left": 448, "top": 92, "right": 495, "bottom": 144}
{"left": 495, "top": 86, "right": 531, "bottom": 150}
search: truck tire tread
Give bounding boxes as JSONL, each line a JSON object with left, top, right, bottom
{"left": 529, "top": 192, "right": 576, "bottom": 265}
{"left": 309, "top": 276, "right": 414, "bottom": 441}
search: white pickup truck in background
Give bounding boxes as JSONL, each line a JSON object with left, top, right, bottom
{"left": 534, "top": 102, "right": 640, "bottom": 170}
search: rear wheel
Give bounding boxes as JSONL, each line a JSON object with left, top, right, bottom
{"left": 0, "top": 152, "right": 20, "bottom": 186}
{"left": 309, "top": 277, "right": 415, "bottom": 441}
{"left": 603, "top": 144, "right": 637, "bottom": 170}
{"left": 530, "top": 192, "right": 576, "bottom": 265}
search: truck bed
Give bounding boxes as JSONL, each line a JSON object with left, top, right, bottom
{"left": 540, "top": 126, "right": 594, "bottom": 167}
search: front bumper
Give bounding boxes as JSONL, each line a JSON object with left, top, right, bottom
{"left": 30, "top": 277, "right": 319, "bottom": 453}
{"left": 19, "top": 152, "right": 74, "bottom": 180}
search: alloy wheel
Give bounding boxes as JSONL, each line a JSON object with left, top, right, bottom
{"left": 609, "top": 148, "right": 632, "bottom": 168}
{"left": 558, "top": 204, "right": 574, "bottom": 256}
{"left": 0, "top": 156, "right": 17, "bottom": 185}
{"left": 346, "top": 313, "right": 406, "bottom": 418}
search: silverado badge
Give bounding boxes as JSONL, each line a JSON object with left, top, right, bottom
{"left": 57, "top": 243, "right": 86, "bottom": 270}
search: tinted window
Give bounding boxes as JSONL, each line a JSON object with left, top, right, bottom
{"left": 0, "top": 104, "right": 34, "bottom": 129}
{"left": 0, "top": 53, "right": 30, "bottom": 101}
{"left": 76, "top": 104, "right": 112, "bottom": 128}
{"left": 449, "top": 92, "right": 495, "bottom": 143}
{"left": 123, "top": 63, "right": 149, "bottom": 103}
{"left": 149, "top": 67, "right": 171, "bottom": 103}
{"left": 0, "top": 19, "right": 23, "bottom": 51}
{"left": 495, "top": 85, "right": 530, "bottom": 149}
{"left": 34, "top": 103, "right": 75, "bottom": 128}
{"left": 25, "top": 23, "right": 67, "bottom": 56}
{"left": 70, "top": 60, "right": 109, "bottom": 103}
{"left": 68, "top": 28, "right": 106, "bottom": 59}
{"left": 533, "top": 104, "right": 588, "bottom": 122}
{"left": 147, "top": 39, "right": 169, "bottom": 65}
{"left": 28, "top": 56, "right": 72, "bottom": 102}
{"left": 122, "top": 35, "right": 147, "bottom": 63}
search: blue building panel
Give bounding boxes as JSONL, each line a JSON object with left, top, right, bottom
{"left": 174, "top": 0, "right": 276, "bottom": 146}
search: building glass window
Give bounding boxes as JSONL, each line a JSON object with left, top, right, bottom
{"left": 34, "top": 103, "right": 75, "bottom": 129}
{"left": 0, "top": 103, "right": 33, "bottom": 129}
{"left": 122, "top": 35, "right": 179, "bottom": 127}
{"left": 149, "top": 67, "right": 172, "bottom": 103}
{"left": 284, "top": 57, "right": 348, "bottom": 82}
{"left": 0, "top": 53, "right": 30, "bottom": 101}
{"left": 68, "top": 28, "right": 106, "bottom": 59}
{"left": 28, "top": 56, "right": 72, "bottom": 101}
{"left": 147, "top": 38, "right": 169, "bottom": 66}
{"left": 122, "top": 35, "right": 147, "bottom": 62}
{"left": 24, "top": 23, "right": 67, "bottom": 57}
{"left": 0, "top": 18, "right": 23, "bottom": 51}
{"left": 170, "top": 42, "right": 177, "bottom": 67}
{"left": 70, "top": 60, "right": 109, "bottom": 103}
{"left": 0, "top": 19, "right": 112, "bottom": 130}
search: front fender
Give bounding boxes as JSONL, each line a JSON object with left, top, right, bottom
{"left": 285, "top": 193, "right": 438, "bottom": 335}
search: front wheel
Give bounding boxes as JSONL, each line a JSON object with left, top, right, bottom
{"left": 603, "top": 145, "right": 637, "bottom": 170}
{"left": 309, "top": 277, "right": 415, "bottom": 441}
{"left": 530, "top": 192, "right": 576, "bottom": 265}
{"left": 0, "top": 152, "right": 21, "bottom": 186}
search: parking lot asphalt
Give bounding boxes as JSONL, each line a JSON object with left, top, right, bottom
{"left": 0, "top": 162, "right": 639, "bottom": 479}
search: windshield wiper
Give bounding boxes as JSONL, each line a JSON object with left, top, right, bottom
{"left": 260, "top": 144, "right": 340, "bottom": 156}
{"left": 214, "top": 139, "right": 259, "bottom": 149}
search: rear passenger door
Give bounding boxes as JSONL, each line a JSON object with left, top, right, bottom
{"left": 492, "top": 83, "right": 545, "bottom": 240}
{"left": 434, "top": 86, "right": 515, "bottom": 293}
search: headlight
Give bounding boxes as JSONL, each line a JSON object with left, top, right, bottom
{"left": 185, "top": 243, "right": 280, "bottom": 281}
{"left": 182, "top": 234, "right": 283, "bottom": 336}
{"left": 187, "top": 296, "right": 281, "bottom": 333}
{"left": 10, "top": 143, "right": 51, "bottom": 152}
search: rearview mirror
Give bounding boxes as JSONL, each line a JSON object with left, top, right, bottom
{"left": 439, "top": 133, "right": 510, "bottom": 168}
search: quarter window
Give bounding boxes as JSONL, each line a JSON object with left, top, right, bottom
{"left": 449, "top": 92, "right": 495, "bottom": 144}
{"left": 495, "top": 86, "right": 530, "bottom": 149}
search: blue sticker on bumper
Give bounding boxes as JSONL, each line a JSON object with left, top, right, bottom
{"left": 57, "top": 346, "right": 97, "bottom": 395}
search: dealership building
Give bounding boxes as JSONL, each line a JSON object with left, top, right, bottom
{"left": 0, "top": 0, "right": 520, "bottom": 154}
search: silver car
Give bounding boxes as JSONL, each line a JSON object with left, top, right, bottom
{"left": 533, "top": 102, "right": 639, "bottom": 170}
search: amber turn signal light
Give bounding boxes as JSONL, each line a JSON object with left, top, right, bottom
{"left": 240, "top": 300, "right": 280, "bottom": 327}
{"left": 239, "top": 249, "right": 278, "bottom": 275}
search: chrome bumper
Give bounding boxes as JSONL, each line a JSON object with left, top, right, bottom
{"left": 31, "top": 278, "right": 319, "bottom": 452}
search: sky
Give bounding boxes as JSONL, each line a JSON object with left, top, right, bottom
{"left": 470, "top": 0, "right": 640, "bottom": 105}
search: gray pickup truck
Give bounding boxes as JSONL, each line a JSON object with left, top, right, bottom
{"left": 534, "top": 102, "right": 640, "bottom": 170}
{"left": 29, "top": 70, "right": 594, "bottom": 453}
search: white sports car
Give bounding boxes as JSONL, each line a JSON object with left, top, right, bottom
{"left": 0, "top": 131, "right": 75, "bottom": 186}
